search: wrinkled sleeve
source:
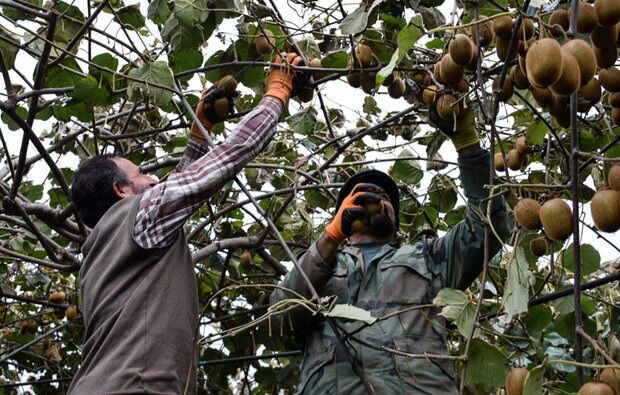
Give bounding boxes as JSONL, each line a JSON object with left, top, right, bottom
{"left": 428, "top": 149, "right": 513, "bottom": 291}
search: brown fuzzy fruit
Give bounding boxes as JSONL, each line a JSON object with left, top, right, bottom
{"left": 613, "top": 108, "right": 620, "bottom": 125}
{"left": 493, "top": 76, "right": 514, "bottom": 101}
{"left": 516, "top": 136, "right": 533, "bottom": 154}
{"left": 507, "top": 149, "right": 526, "bottom": 171}
{"left": 437, "top": 94, "right": 460, "bottom": 121}
{"left": 518, "top": 19, "right": 536, "bottom": 40}
{"left": 609, "top": 92, "right": 620, "bottom": 107}
{"left": 526, "top": 38, "right": 564, "bottom": 87}
{"left": 388, "top": 77, "right": 405, "bottom": 99}
{"left": 308, "top": 58, "right": 323, "bottom": 80}
{"left": 610, "top": 165, "right": 620, "bottom": 191}
{"left": 434, "top": 62, "right": 446, "bottom": 84}
{"left": 506, "top": 367, "right": 529, "bottom": 395}
{"left": 423, "top": 85, "right": 440, "bottom": 105}
{"left": 572, "top": 1, "right": 600, "bottom": 33}
{"left": 496, "top": 36, "right": 519, "bottom": 62}
{"left": 298, "top": 87, "right": 315, "bottom": 102}
{"left": 440, "top": 54, "right": 465, "bottom": 85}
{"left": 360, "top": 72, "right": 376, "bottom": 94}
{"left": 599, "top": 67, "right": 620, "bottom": 92}
{"left": 594, "top": 46, "right": 618, "bottom": 69}
{"left": 562, "top": 39, "right": 597, "bottom": 86}
{"left": 49, "top": 291, "right": 66, "bottom": 303}
{"left": 255, "top": 29, "right": 275, "bottom": 54}
{"left": 347, "top": 71, "right": 361, "bottom": 88}
{"left": 492, "top": 16, "right": 514, "bottom": 38}
{"left": 550, "top": 49, "right": 581, "bottom": 96}
{"left": 540, "top": 198, "right": 573, "bottom": 241}
{"left": 580, "top": 77, "right": 602, "bottom": 105}
{"left": 591, "top": 189, "right": 620, "bottom": 232}
{"left": 531, "top": 86, "right": 553, "bottom": 107}
{"left": 591, "top": 24, "right": 618, "bottom": 48}
{"left": 599, "top": 368, "right": 620, "bottom": 395}
{"left": 382, "top": 72, "right": 395, "bottom": 87}
{"left": 577, "top": 382, "right": 614, "bottom": 395}
{"left": 65, "top": 305, "right": 78, "bottom": 321}
{"left": 530, "top": 236, "right": 548, "bottom": 257}
{"left": 550, "top": 9, "right": 570, "bottom": 35}
{"left": 215, "top": 75, "right": 238, "bottom": 96}
{"left": 469, "top": 17, "right": 494, "bottom": 47}
{"left": 512, "top": 65, "right": 531, "bottom": 89}
{"left": 214, "top": 97, "right": 230, "bottom": 119}
{"left": 449, "top": 34, "right": 475, "bottom": 66}
{"left": 594, "top": 0, "right": 620, "bottom": 26}
{"left": 465, "top": 43, "right": 481, "bottom": 72}
{"left": 413, "top": 72, "right": 426, "bottom": 85}
{"left": 455, "top": 78, "right": 470, "bottom": 93}
{"left": 356, "top": 44, "right": 373, "bottom": 67}
{"left": 515, "top": 198, "right": 543, "bottom": 230}
{"left": 240, "top": 251, "right": 252, "bottom": 265}
{"left": 365, "top": 202, "right": 384, "bottom": 215}
{"left": 351, "top": 218, "right": 366, "bottom": 233}
{"left": 494, "top": 152, "right": 506, "bottom": 171}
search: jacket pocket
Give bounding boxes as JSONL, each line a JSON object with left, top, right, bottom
{"left": 297, "top": 339, "right": 336, "bottom": 395}
{"left": 378, "top": 260, "right": 432, "bottom": 304}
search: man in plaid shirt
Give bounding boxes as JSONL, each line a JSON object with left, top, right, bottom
{"left": 67, "top": 53, "right": 301, "bottom": 395}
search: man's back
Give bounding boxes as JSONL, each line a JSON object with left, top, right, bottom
{"left": 68, "top": 196, "right": 198, "bottom": 395}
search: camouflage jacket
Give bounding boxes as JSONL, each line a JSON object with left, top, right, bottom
{"left": 270, "top": 150, "right": 512, "bottom": 395}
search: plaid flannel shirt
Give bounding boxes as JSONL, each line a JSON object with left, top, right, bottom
{"left": 132, "top": 96, "right": 283, "bottom": 248}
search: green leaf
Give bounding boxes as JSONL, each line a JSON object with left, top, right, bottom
{"left": 286, "top": 106, "right": 317, "bottom": 136}
{"left": 2, "top": 0, "right": 42, "bottom": 21}
{"left": 389, "top": 150, "right": 423, "bottom": 185}
{"left": 340, "top": 6, "right": 369, "bottom": 35}
{"left": 169, "top": 49, "right": 203, "bottom": 82}
{"left": 127, "top": 61, "right": 174, "bottom": 106}
{"left": 429, "top": 174, "right": 457, "bottom": 213}
{"left": 522, "top": 305, "right": 552, "bottom": 335}
{"left": 433, "top": 288, "right": 476, "bottom": 337}
{"left": 174, "top": 0, "right": 209, "bottom": 26}
{"left": 161, "top": 16, "right": 205, "bottom": 51}
{"left": 523, "top": 363, "right": 545, "bottom": 395}
{"left": 324, "top": 304, "right": 376, "bottom": 324}
{"left": 297, "top": 38, "right": 321, "bottom": 60}
{"left": 147, "top": 0, "right": 172, "bottom": 24}
{"left": 555, "top": 313, "right": 597, "bottom": 340}
{"left": 426, "top": 38, "right": 444, "bottom": 49}
{"left": 304, "top": 190, "right": 333, "bottom": 211}
{"left": 71, "top": 76, "right": 111, "bottom": 106}
{"left": 0, "top": 25, "right": 19, "bottom": 69}
{"left": 377, "top": 18, "right": 422, "bottom": 85}
{"left": 363, "top": 96, "right": 380, "bottom": 115}
{"left": 504, "top": 247, "right": 531, "bottom": 318}
{"left": 465, "top": 338, "right": 507, "bottom": 389}
{"left": 321, "top": 51, "right": 348, "bottom": 69}
{"left": 526, "top": 121, "right": 547, "bottom": 146}
{"left": 1, "top": 107, "right": 27, "bottom": 131}
{"left": 89, "top": 53, "right": 118, "bottom": 85}
{"left": 560, "top": 243, "right": 600, "bottom": 277}
{"left": 417, "top": 6, "right": 446, "bottom": 30}
{"left": 115, "top": 4, "right": 145, "bottom": 29}
{"left": 445, "top": 205, "right": 466, "bottom": 226}
{"left": 44, "top": 57, "right": 83, "bottom": 88}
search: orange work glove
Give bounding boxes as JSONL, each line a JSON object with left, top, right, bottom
{"left": 190, "top": 86, "right": 235, "bottom": 140}
{"left": 265, "top": 52, "right": 302, "bottom": 105}
{"left": 325, "top": 184, "right": 384, "bottom": 244}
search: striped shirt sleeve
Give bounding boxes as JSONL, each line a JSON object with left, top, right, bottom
{"left": 133, "top": 96, "right": 283, "bottom": 249}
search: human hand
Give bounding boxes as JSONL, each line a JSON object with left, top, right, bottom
{"left": 325, "top": 183, "right": 385, "bottom": 244}
{"left": 428, "top": 104, "right": 479, "bottom": 151}
{"left": 265, "top": 52, "right": 303, "bottom": 104}
{"left": 190, "top": 85, "right": 236, "bottom": 140}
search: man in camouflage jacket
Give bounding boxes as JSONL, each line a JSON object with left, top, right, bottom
{"left": 270, "top": 109, "right": 513, "bottom": 394}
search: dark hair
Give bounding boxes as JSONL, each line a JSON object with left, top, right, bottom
{"left": 70, "top": 154, "right": 128, "bottom": 228}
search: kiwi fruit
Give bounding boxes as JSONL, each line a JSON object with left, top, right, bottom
{"left": 214, "top": 97, "right": 230, "bottom": 119}
{"left": 382, "top": 72, "right": 396, "bottom": 87}
{"left": 440, "top": 54, "right": 465, "bottom": 84}
{"left": 360, "top": 72, "right": 376, "bottom": 94}
{"left": 215, "top": 75, "right": 238, "bottom": 96}
{"left": 577, "top": 382, "right": 614, "bottom": 395}
{"left": 562, "top": 39, "right": 597, "bottom": 86}
{"left": 465, "top": 43, "right": 481, "bottom": 72}
{"left": 515, "top": 198, "right": 542, "bottom": 230}
{"left": 599, "top": 67, "right": 620, "bottom": 92}
{"left": 493, "top": 76, "right": 514, "bottom": 101}
{"left": 347, "top": 71, "right": 361, "bottom": 88}
{"left": 434, "top": 61, "right": 446, "bottom": 84}
{"left": 518, "top": 37, "right": 536, "bottom": 57}
{"left": 469, "top": 17, "right": 494, "bottom": 47}
{"left": 550, "top": 50, "right": 581, "bottom": 96}
{"left": 388, "top": 77, "right": 405, "bottom": 98}
{"left": 517, "top": 18, "right": 536, "bottom": 40}
{"left": 580, "top": 77, "right": 602, "bottom": 105}
{"left": 590, "top": 189, "right": 620, "bottom": 232}
{"left": 449, "top": 34, "right": 475, "bottom": 66}
{"left": 610, "top": 165, "right": 620, "bottom": 191}
{"left": 613, "top": 107, "right": 620, "bottom": 125}
{"left": 507, "top": 149, "right": 526, "bottom": 170}
{"left": 555, "top": 112, "right": 572, "bottom": 128}
{"left": 548, "top": 93, "right": 570, "bottom": 118}
{"left": 308, "top": 57, "right": 323, "bottom": 80}
{"left": 512, "top": 65, "right": 531, "bottom": 89}
{"left": 526, "top": 38, "right": 564, "bottom": 87}
{"left": 49, "top": 290, "right": 66, "bottom": 303}
{"left": 496, "top": 36, "right": 519, "bottom": 61}
{"left": 240, "top": 251, "right": 252, "bottom": 265}
{"left": 594, "top": 0, "right": 620, "bottom": 26}
{"left": 599, "top": 368, "right": 620, "bottom": 394}
{"left": 423, "top": 85, "right": 440, "bottom": 105}
{"left": 296, "top": 87, "right": 314, "bottom": 102}
{"left": 506, "top": 367, "right": 529, "bottom": 395}
{"left": 437, "top": 94, "right": 460, "bottom": 121}
{"left": 609, "top": 92, "right": 620, "bottom": 107}
{"left": 516, "top": 135, "right": 533, "bottom": 154}
{"left": 530, "top": 236, "right": 548, "bottom": 256}
{"left": 492, "top": 15, "right": 514, "bottom": 38}
{"left": 351, "top": 218, "right": 366, "bottom": 233}
{"left": 591, "top": 23, "right": 618, "bottom": 48}
{"left": 365, "top": 202, "right": 383, "bottom": 215}
{"left": 356, "top": 44, "right": 373, "bottom": 67}
{"left": 594, "top": 46, "right": 618, "bottom": 69}
{"left": 532, "top": 86, "right": 553, "bottom": 107}
{"left": 65, "top": 305, "right": 78, "bottom": 321}
{"left": 550, "top": 9, "right": 570, "bottom": 35}
{"left": 494, "top": 152, "right": 506, "bottom": 171}
{"left": 453, "top": 78, "right": 470, "bottom": 93}
{"left": 573, "top": 1, "right": 600, "bottom": 33}
{"left": 255, "top": 29, "right": 275, "bottom": 54}
{"left": 540, "top": 198, "right": 573, "bottom": 241}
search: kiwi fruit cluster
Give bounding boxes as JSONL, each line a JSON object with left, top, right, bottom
{"left": 590, "top": 164, "right": 620, "bottom": 232}
{"left": 213, "top": 75, "right": 238, "bottom": 119}
{"left": 494, "top": 135, "right": 532, "bottom": 172}
{"left": 514, "top": 196, "right": 573, "bottom": 241}
{"left": 346, "top": 43, "right": 406, "bottom": 98}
